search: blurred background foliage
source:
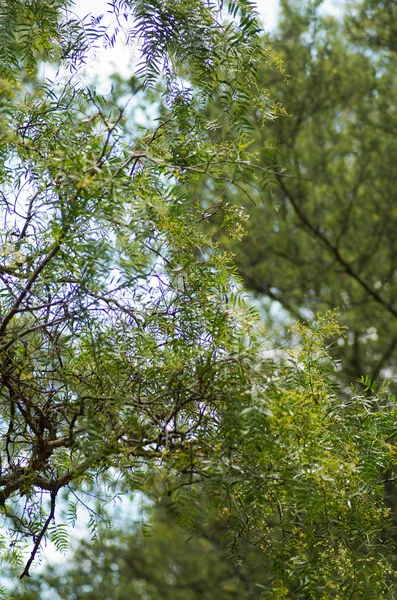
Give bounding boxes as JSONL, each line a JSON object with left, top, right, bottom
{"left": 200, "top": 0, "right": 397, "bottom": 392}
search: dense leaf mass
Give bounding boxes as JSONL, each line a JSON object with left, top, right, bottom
{"left": 209, "top": 0, "right": 397, "bottom": 391}
{"left": 0, "top": 0, "right": 397, "bottom": 597}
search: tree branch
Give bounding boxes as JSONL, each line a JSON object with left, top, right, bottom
{"left": 19, "top": 490, "right": 56, "bottom": 579}
{"left": 278, "top": 178, "right": 397, "bottom": 320}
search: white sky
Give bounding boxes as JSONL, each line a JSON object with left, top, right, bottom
{"left": 73, "top": 0, "right": 281, "bottom": 28}
{"left": 69, "top": 0, "right": 282, "bottom": 91}
{"left": 69, "top": 0, "right": 344, "bottom": 93}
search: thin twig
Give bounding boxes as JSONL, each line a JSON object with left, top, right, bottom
{"left": 20, "top": 490, "right": 57, "bottom": 578}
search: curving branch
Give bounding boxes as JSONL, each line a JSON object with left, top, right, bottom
{"left": 277, "top": 178, "right": 397, "bottom": 321}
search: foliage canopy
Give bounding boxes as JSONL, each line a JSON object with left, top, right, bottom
{"left": 0, "top": 0, "right": 397, "bottom": 597}
{"left": 209, "top": 0, "right": 397, "bottom": 392}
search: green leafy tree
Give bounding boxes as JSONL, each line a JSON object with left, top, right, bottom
{"left": 202, "top": 0, "right": 397, "bottom": 389}
{"left": 8, "top": 501, "right": 267, "bottom": 600}
{"left": 7, "top": 312, "right": 397, "bottom": 598}
{"left": 0, "top": 0, "right": 279, "bottom": 577}
{"left": 1, "top": 1, "right": 397, "bottom": 596}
